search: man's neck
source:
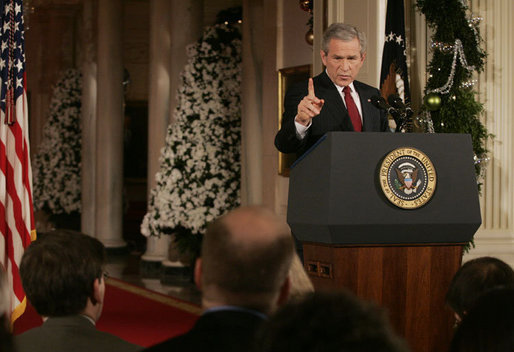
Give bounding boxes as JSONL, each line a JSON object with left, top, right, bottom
{"left": 201, "top": 291, "right": 274, "bottom": 316}
{"left": 80, "top": 299, "right": 101, "bottom": 323}
{"left": 203, "top": 305, "right": 268, "bottom": 320}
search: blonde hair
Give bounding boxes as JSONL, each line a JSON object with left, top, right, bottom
{"left": 0, "top": 267, "right": 9, "bottom": 319}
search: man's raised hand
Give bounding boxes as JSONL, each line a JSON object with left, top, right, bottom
{"left": 295, "top": 78, "right": 325, "bottom": 126}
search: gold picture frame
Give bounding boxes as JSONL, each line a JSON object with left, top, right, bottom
{"left": 277, "top": 64, "right": 312, "bottom": 176}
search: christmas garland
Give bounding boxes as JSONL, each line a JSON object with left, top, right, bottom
{"left": 141, "top": 24, "right": 242, "bottom": 256}
{"left": 32, "top": 69, "right": 82, "bottom": 215}
{"left": 416, "top": 0, "right": 490, "bottom": 184}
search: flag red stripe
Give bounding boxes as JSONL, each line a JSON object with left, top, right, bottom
{"left": 20, "top": 88, "right": 35, "bottom": 232}
{"left": 1, "top": 137, "right": 30, "bottom": 246}
{"left": 6, "top": 218, "right": 24, "bottom": 301}
{"left": 0, "top": 201, "right": 7, "bottom": 263}
{"left": 8, "top": 121, "right": 33, "bottom": 244}
{"left": 0, "top": 138, "right": 28, "bottom": 302}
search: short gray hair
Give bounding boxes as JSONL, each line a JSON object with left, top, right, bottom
{"left": 322, "top": 23, "right": 367, "bottom": 56}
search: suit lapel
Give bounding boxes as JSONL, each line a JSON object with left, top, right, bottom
{"left": 354, "top": 81, "right": 374, "bottom": 131}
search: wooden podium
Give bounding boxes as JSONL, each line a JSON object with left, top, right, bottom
{"left": 287, "top": 132, "right": 481, "bottom": 352}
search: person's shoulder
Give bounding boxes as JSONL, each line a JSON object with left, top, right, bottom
{"left": 312, "top": 71, "right": 332, "bottom": 87}
{"left": 14, "top": 326, "right": 50, "bottom": 352}
{"left": 92, "top": 329, "right": 142, "bottom": 351}
{"left": 15, "top": 320, "right": 141, "bottom": 352}
{"left": 354, "top": 80, "right": 379, "bottom": 92}
{"left": 142, "top": 332, "right": 192, "bottom": 352}
{"left": 14, "top": 325, "right": 45, "bottom": 343}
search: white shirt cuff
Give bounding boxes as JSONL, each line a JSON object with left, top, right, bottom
{"left": 294, "top": 116, "right": 311, "bottom": 139}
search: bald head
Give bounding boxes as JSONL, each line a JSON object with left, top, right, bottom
{"left": 199, "top": 206, "right": 295, "bottom": 312}
{"left": 221, "top": 206, "right": 291, "bottom": 247}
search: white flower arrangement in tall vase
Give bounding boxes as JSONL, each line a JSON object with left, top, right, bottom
{"left": 141, "top": 23, "right": 242, "bottom": 260}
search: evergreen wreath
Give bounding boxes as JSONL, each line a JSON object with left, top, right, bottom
{"left": 32, "top": 68, "right": 82, "bottom": 215}
{"left": 141, "top": 23, "right": 242, "bottom": 257}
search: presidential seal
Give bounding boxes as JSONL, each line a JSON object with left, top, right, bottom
{"left": 379, "top": 147, "right": 437, "bottom": 209}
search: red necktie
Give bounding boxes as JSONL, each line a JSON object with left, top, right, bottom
{"left": 343, "top": 86, "right": 362, "bottom": 132}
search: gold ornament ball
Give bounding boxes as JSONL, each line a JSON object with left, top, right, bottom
{"left": 299, "top": 0, "right": 311, "bottom": 12}
{"left": 305, "top": 30, "right": 314, "bottom": 45}
{"left": 424, "top": 93, "right": 442, "bottom": 111}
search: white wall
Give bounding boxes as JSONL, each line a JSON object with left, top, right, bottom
{"left": 464, "top": 0, "right": 514, "bottom": 267}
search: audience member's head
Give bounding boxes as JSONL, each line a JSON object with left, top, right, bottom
{"left": 257, "top": 290, "right": 409, "bottom": 352}
{"left": 196, "top": 206, "right": 295, "bottom": 314}
{"left": 446, "top": 256, "right": 514, "bottom": 322}
{"left": 0, "top": 267, "right": 14, "bottom": 351}
{"left": 19, "top": 230, "right": 107, "bottom": 321}
{"left": 287, "top": 254, "right": 314, "bottom": 302}
{"left": 450, "top": 287, "right": 514, "bottom": 352}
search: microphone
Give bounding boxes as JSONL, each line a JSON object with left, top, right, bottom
{"left": 368, "top": 95, "right": 403, "bottom": 121}
{"left": 387, "top": 94, "right": 405, "bottom": 109}
{"left": 387, "top": 94, "right": 414, "bottom": 118}
{"left": 368, "top": 95, "right": 389, "bottom": 110}
{"left": 369, "top": 95, "right": 406, "bottom": 132}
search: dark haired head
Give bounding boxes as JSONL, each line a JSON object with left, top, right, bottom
{"left": 450, "top": 287, "right": 514, "bottom": 352}
{"left": 20, "top": 230, "right": 106, "bottom": 317}
{"left": 446, "top": 256, "right": 514, "bottom": 319}
{"left": 257, "top": 290, "right": 409, "bottom": 352}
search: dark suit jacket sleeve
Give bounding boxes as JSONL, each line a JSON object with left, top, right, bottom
{"left": 274, "top": 80, "right": 309, "bottom": 154}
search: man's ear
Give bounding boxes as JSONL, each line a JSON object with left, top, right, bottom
{"left": 194, "top": 257, "right": 202, "bottom": 290}
{"left": 92, "top": 278, "right": 104, "bottom": 305}
{"left": 277, "top": 276, "right": 291, "bottom": 306}
{"left": 320, "top": 49, "right": 327, "bottom": 66}
{"left": 360, "top": 52, "right": 367, "bottom": 63}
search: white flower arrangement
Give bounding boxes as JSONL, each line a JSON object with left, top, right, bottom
{"left": 32, "top": 69, "right": 82, "bottom": 215}
{"left": 141, "top": 24, "right": 242, "bottom": 253}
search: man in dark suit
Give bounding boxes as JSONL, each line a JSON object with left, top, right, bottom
{"left": 275, "top": 23, "right": 389, "bottom": 156}
{"left": 144, "top": 206, "right": 295, "bottom": 352}
{"left": 15, "top": 230, "right": 140, "bottom": 352}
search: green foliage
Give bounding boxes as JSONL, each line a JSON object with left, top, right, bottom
{"left": 418, "top": 0, "right": 486, "bottom": 70}
{"left": 416, "top": 0, "right": 490, "bottom": 182}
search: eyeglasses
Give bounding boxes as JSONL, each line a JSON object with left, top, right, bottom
{"left": 102, "top": 271, "right": 110, "bottom": 280}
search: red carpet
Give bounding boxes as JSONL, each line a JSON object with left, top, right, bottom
{"left": 13, "top": 278, "right": 201, "bottom": 347}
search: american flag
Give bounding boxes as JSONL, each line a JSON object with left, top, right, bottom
{"left": 0, "top": 0, "right": 35, "bottom": 324}
{"left": 379, "top": 0, "right": 411, "bottom": 103}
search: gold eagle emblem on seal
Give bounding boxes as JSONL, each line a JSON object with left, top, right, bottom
{"left": 379, "top": 147, "right": 437, "bottom": 209}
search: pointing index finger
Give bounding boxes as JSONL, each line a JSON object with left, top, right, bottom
{"left": 307, "top": 78, "right": 315, "bottom": 98}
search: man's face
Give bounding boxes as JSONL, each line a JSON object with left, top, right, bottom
{"left": 320, "top": 37, "right": 366, "bottom": 87}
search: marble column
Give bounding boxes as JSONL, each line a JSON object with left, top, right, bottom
{"left": 141, "top": 0, "right": 173, "bottom": 275}
{"left": 95, "top": 0, "right": 126, "bottom": 249}
{"left": 160, "top": 0, "right": 204, "bottom": 283}
{"left": 81, "top": 0, "right": 97, "bottom": 237}
{"left": 169, "top": 0, "right": 203, "bottom": 121}
{"left": 241, "top": 0, "right": 264, "bottom": 206}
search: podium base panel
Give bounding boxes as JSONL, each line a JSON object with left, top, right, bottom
{"left": 303, "top": 243, "right": 463, "bottom": 352}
